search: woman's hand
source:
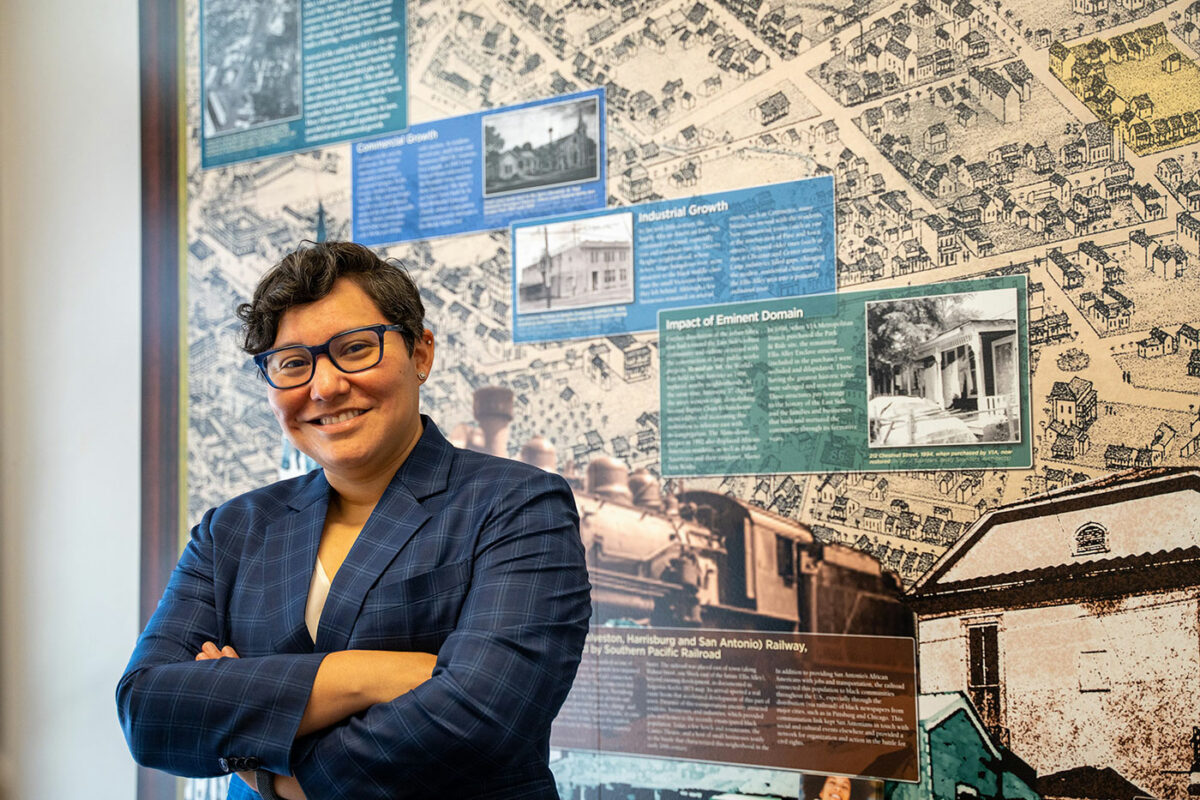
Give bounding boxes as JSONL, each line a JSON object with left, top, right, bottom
{"left": 275, "top": 775, "right": 306, "bottom": 799}
{"left": 195, "top": 643, "right": 269, "bottom": 794}
{"left": 241, "top": 769, "right": 308, "bottom": 800}
{"left": 194, "top": 641, "right": 239, "bottom": 660}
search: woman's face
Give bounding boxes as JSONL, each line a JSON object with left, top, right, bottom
{"left": 266, "top": 277, "right": 433, "bottom": 486}
{"left": 819, "top": 776, "right": 853, "bottom": 800}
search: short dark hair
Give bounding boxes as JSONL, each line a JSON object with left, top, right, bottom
{"left": 237, "top": 241, "right": 426, "bottom": 355}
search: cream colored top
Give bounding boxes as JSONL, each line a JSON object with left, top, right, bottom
{"left": 304, "top": 558, "right": 332, "bottom": 642}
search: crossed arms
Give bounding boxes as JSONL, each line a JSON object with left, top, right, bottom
{"left": 194, "top": 643, "right": 437, "bottom": 798}
{"left": 117, "top": 469, "right": 591, "bottom": 799}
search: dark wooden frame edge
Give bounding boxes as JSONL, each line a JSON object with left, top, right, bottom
{"left": 139, "top": 0, "right": 183, "bottom": 797}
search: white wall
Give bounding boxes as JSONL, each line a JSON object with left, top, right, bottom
{"left": 0, "top": 0, "right": 142, "bottom": 797}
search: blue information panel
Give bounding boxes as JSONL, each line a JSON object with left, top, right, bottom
{"left": 200, "top": 0, "right": 407, "bottom": 168}
{"left": 352, "top": 89, "right": 606, "bottom": 245}
{"left": 511, "top": 176, "right": 836, "bottom": 343}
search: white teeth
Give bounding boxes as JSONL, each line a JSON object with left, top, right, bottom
{"left": 318, "top": 410, "right": 363, "bottom": 426}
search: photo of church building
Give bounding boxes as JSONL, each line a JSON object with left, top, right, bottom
{"left": 483, "top": 95, "right": 600, "bottom": 196}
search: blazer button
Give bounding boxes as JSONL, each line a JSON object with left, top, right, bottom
{"left": 218, "top": 757, "right": 231, "bottom": 773}
{"left": 245, "top": 757, "right": 261, "bottom": 770}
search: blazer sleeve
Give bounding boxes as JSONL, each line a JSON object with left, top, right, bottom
{"left": 116, "top": 506, "right": 326, "bottom": 778}
{"left": 290, "top": 470, "right": 592, "bottom": 798}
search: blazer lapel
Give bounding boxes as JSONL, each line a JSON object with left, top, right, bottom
{"left": 264, "top": 471, "right": 329, "bottom": 655}
{"left": 314, "top": 418, "right": 454, "bottom": 652}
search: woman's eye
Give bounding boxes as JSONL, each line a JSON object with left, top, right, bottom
{"left": 336, "top": 338, "right": 378, "bottom": 359}
{"left": 276, "top": 355, "right": 310, "bottom": 371}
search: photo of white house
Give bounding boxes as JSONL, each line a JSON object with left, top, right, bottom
{"left": 866, "top": 288, "right": 1021, "bottom": 448}
{"left": 515, "top": 213, "right": 634, "bottom": 314}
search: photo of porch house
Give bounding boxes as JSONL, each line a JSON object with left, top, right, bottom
{"left": 870, "top": 318, "right": 1021, "bottom": 447}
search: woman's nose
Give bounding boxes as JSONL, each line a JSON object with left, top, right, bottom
{"left": 308, "top": 355, "right": 349, "bottom": 399}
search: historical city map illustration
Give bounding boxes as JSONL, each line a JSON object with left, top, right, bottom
{"left": 181, "top": 0, "right": 1200, "bottom": 798}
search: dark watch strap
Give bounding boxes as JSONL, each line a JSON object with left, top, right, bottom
{"left": 255, "top": 769, "right": 282, "bottom": 800}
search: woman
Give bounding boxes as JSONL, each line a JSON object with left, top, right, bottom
{"left": 118, "top": 242, "right": 592, "bottom": 799}
{"left": 802, "top": 774, "right": 866, "bottom": 800}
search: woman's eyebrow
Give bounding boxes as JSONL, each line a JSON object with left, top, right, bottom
{"left": 270, "top": 324, "right": 388, "bottom": 350}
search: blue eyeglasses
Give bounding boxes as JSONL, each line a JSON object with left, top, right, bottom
{"left": 252, "top": 324, "right": 407, "bottom": 389}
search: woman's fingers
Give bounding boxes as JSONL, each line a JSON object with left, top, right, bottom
{"left": 194, "top": 641, "right": 239, "bottom": 660}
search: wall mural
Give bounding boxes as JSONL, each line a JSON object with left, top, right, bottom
{"left": 179, "top": 0, "right": 1200, "bottom": 797}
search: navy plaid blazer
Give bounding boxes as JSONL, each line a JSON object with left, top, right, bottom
{"left": 118, "top": 418, "right": 591, "bottom": 799}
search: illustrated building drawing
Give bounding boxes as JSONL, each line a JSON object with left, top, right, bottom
{"left": 909, "top": 470, "right": 1200, "bottom": 800}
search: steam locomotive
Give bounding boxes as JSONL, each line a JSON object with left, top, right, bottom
{"left": 456, "top": 387, "right": 913, "bottom": 638}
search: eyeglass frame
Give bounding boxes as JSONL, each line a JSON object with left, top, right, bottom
{"left": 251, "top": 323, "right": 410, "bottom": 389}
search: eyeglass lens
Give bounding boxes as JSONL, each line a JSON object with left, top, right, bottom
{"left": 264, "top": 328, "right": 385, "bottom": 388}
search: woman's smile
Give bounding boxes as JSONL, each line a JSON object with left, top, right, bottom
{"left": 313, "top": 409, "right": 367, "bottom": 427}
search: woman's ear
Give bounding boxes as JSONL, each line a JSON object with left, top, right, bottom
{"left": 413, "top": 329, "right": 435, "bottom": 381}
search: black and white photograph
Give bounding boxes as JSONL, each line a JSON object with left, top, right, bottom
{"left": 483, "top": 96, "right": 600, "bottom": 197}
{"left": 515, "top": 212, "right": 634, "bottom": 315}
{"left": 866, "top": 288, "right": 1021, "bottom": 448}
{"left": 202, "top": 0, "right": 302, "bottom": 137}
